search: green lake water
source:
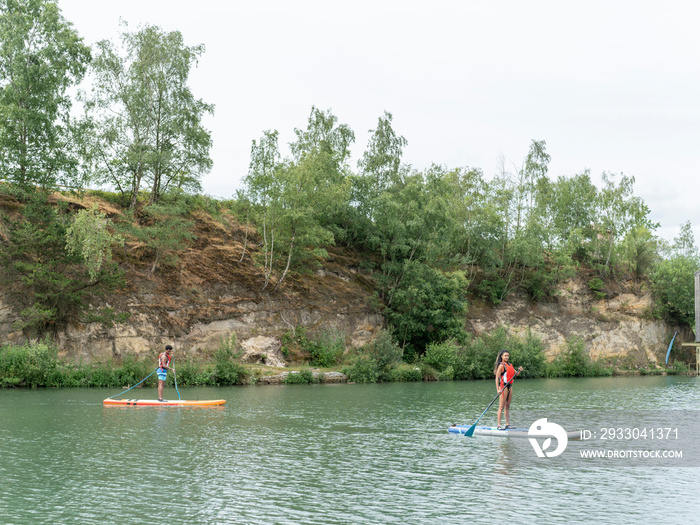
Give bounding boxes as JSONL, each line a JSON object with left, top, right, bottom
{"left": 1, "top": 376, "right": 700, "bottom": 524}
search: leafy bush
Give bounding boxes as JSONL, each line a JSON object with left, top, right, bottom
{"left": 362, "top": 330, "right": 402, "bottom": 381}
{"left": 0, "top": 340, "right": 58, "bottom": 387}
{"left": 0, "top": 194, "right": 126, "bottom": 335}
{"left": 650, "top": 256, "right": 699, "bottom": 326}
{"left": 460, "top": 336, "right": 497, "bottom": 379}
{"left": 667, "top": 360, "right": 690, "bottom": 375}
{"left": 549, "top": 337, "right": 588, "bottom": 377}
{"left": 172, "top": 358, "right": 214, "bottom": 386}
{"left": 307, "top": 330, "right": 345, "bottom": 368}
{"left": 438, "top": 365, "right": 454, "bottom": 381}
{"left": 419, "top": 327, "right": 547, "bottom": 381}
{"left": 112, "top": 354, "right": 152, "bottom": 386}
{"left": 212, "top": 346, "right": 247, "bottom": 385}
{"left": 472, "top": 273, "right": 509, "bottom": 305}
{"left": 507, "top": 332, "right": 547, "bottom": 378}
{"left": 0, "top": 343, "right": 252, "bottom": 389}
{"left": 546, "top": 337, "right": 612, "bottom": 377}
{"left": 524, "top": 269, "right": 559, "bottom": 302}
{"left": 384, "top": 261, "right": 468, "bottom": 359}
{"left": 423, "top": 340, "right": 460, "bottom": 372}
{"left": 283, "top": 369, "right": 315, "bottom": 384}
{"left": 587, "top": 277, "right": 607, "bottom": 300}
{"left": 287, "top": 327, "right": 345, "bottom": 368}
{"left": 392, "top": 366, "right": 423, "bottom": 382}
{"left": 342, "top": 330, "right": 403, "bottom": 383}
{"left": 343, "top": 358, "right": 379, "bottom": 383}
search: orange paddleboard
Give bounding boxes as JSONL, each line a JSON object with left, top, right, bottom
{"left": 103, "top": 398, "right": 226, "bottom": 406}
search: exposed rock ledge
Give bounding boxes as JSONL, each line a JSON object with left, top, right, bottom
{"left": 0, "top": 258, "right": 688, "bottom": 368}
{"left": 257, "top": 371, "right": 348, "bottom": 385}
{"left": 467, "top": 276, "right": 687, "bottom": 366}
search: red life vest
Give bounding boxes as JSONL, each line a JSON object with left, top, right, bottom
{"left": 159, "top": 352, "right": 171, "bottom": 369}
{"left": 499, "top": 362, "right": 516, "bottom": 389}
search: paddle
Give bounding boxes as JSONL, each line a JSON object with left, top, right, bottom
{"left": 172, "top": 368, "right": 182, "bottom": 400}
{"left": 665, "top": 330, "right": 678, "bottom": 366}
{"left": 463, "top": 368, "right": 522, "bottom": 437}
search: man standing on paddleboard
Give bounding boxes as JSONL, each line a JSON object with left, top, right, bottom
{"left": 494, "top": 350, "right": 523, "bottom": 429}
{"left": 157, "top": 345, "right": 174, "bottom": 402}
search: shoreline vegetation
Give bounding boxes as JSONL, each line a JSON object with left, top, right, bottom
{"left": 1, "top": 2, "right": 698, "bottom": 393}
{"left": 0, "top": 330, "right": 690, "bottom": 390}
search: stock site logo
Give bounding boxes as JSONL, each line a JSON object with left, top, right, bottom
{"left": 528, "top": 418, "right": 569, "bottom": 458}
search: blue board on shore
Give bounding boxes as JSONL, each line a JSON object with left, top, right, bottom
{"left": 448, "top": 424, "right": 582, "bottom": 440}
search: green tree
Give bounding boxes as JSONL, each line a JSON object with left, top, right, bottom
{"left": 512, "top": 139, "right": 550, "bottom": 236}
{"left": 290, "top": 106, "right": 354, "bottom": 167}
{"left": 289, "top": 106, "right": 354, "bottom": 239}
{"left": 243, "top": 108, "right": 354, "bottom": 291}
{"left": 551, "top": 171, "right": 597, "bottom": 241}
{"left": 523, "top": 139, "right": 550, "bottom": 224}
{"left": 66, "top": 205, "right": 123, "bottom": 280}
{"left": 650, "top": 221, "right": 699, "bottom": 327}
{"left": 673, "top": 220, "right": 698, "bottom": 259}
{"left": 593, "top": 172, "right": 654, "bottom": 275}
{"left": 83, "top": 22, "right": 213, "bottom": 208}
{"left": 124, "top": 202, "right": 195, "bottom": 274}
{"left": 356, "top": 111, "right": 407, "bottom": 221}
{"left": 620, "top": 225, "right": 658, "bottom": 281}
{"left": 369, "top": 167, "right": 470, "bottom": 304}
{"left": 386, "top": 261, "right": 468, "bottom": 360}
{"left": 0, "top": 194, "right": 125, "bottom": 335}
{"left": 245, "top": 130, "right": 281, "bottom": 289}
{"left": 427, "top": 166, "right": 502, "bottom": 269}
{"left": 0, "top": 0, "right": 90, "bottom": 189}
{"left": 369, "top": 172, "right": 431, "bottom": 302}
{"left": 269, "top": 158, "right": 337, "bottom": 291}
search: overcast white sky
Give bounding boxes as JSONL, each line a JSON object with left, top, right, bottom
{"left": 59, "top": 0, "right": 699, "bottom": 242}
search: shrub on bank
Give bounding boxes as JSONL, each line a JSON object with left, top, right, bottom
{"left": 545, "top": 337, "right": 613, "bottom": 377}
{"left": 0, "top": 340, "right": 250, "bottom": 388}
{"left": 212, "top": 345, "right": 248, "bottom": 385}
{"left": 343, "top": 357, "right": 379, "bottom": 383}
{"left": 667, "top": 360, "right": 690, "bottom": 375}
{"left": 282, "top": 327, "right": 346, "bottom": 368}
{"left": 283, "top": 368, "right": 315, "bottom": 384}
{"left": 0, "top": 332, "right": 686, "bottom": 389}
{"left": 343, "top": 330, "right": 403, "bottom": 383}
{"left": 0, "top": 340, "right": 58, "bottom": 388}
{"left": 172, "top": 358, "right": 216, "bottom": 386}
{"left": 506, "top": 332, "right": 547, "bottom": 378}
{"left": 420, "top": 327, "right": 548, "bottom": 380}
{"left": 390, "top": 366, "right": 423, "bottom": 382}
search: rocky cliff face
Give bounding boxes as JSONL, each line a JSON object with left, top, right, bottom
{"left": 0, "top": 204, "right": 384, "bottom": 365}
{"left": 1, "top": 268, "right": 683, "bottom": 368}
{"left": 0, "top": 194, "right": 686, "bottom": 367}
{"left": 467, "top": 274, "right": 688, "bottom": 366}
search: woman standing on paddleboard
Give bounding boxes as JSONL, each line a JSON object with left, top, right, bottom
{"left": 494, "top": 350, "right": 523, "bottom": 429}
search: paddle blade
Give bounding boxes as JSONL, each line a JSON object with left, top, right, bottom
{"left": 666, "top": 330, "right": 678, "bottom": 365}
{"left": 464, "top": 423, "right": 477, "bottom": 437}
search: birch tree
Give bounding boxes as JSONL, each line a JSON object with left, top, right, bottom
{"left": 83, "top": 22, "right": 213, "bottom": 208}
{"left": 0, "top": 0, "right": 90, "bottom": 189}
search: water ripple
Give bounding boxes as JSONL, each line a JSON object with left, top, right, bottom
{"left": 1, "top": 379, "right": 699, "bottom": 524}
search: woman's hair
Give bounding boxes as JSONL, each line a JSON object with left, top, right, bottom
{"left": 494, "top": 349, "right": 509, "bottom": 375}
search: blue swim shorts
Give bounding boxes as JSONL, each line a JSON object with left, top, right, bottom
{"left": 157, "top": 368, "right": 167, "bottom": 381}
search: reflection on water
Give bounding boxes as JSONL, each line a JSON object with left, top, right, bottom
{"left": 1, "top": 376, "right": 699, "bottom": 524}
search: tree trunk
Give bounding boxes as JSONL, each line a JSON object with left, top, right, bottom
{"left": 261, "top": 219, "right": 275, "bottom": 292}
{"left": 272, "top": 230, "right": 294, "bottom": 293}
{"left": 238, "top": 211, "right": 249, "bottom": 263}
